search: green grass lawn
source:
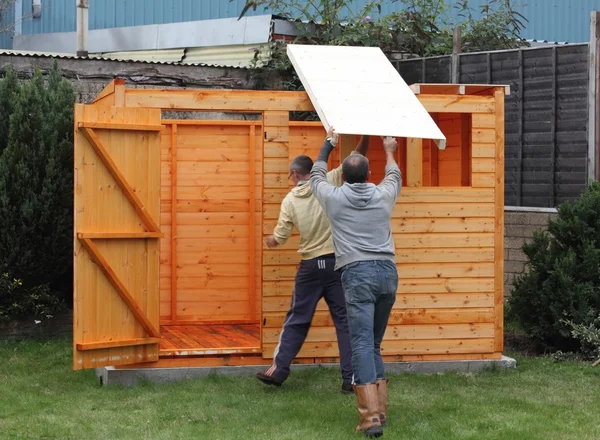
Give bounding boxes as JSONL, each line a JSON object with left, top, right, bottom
{"left": 1, "top": 338, "right": 600, "bottom": 440}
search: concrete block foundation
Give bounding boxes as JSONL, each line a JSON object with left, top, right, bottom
{"left": 96, "top": 356, "right": 517, "bottom": 387}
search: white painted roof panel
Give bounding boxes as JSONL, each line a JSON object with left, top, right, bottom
{"left": 287, "top": 44, "right": 446, "bottom": 148}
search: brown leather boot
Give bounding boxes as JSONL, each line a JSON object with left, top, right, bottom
{"left": 376, "top": 378, "right": 389, "bottom": 426}
{"left": 353, "top": 384, "right": 383, "bottom": 438}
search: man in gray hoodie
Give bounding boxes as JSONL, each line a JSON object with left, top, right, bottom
{"left": 310, "top": 128, "right": 401, "bottom": 438}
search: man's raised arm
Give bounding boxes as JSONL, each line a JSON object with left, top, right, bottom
{"left": 310, "top": 127, "right": 339, "bottom": 205}
{"left": 378, "top": 136, "right": 402, "bottom": 201}
{"left": 355, "top": 135, "right": 370, "bottom": 156}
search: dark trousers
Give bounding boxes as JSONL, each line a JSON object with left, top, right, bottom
{"left": 271, "top": 254, "right": 353, "bottom": 383}
{"left": 341, "top": 260, "right": 398, "bottom": 384}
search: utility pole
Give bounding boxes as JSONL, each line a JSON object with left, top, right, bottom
{"left": 76, "top": 0, "right": 89, "bottom": 57}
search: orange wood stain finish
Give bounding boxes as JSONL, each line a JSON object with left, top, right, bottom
{"left": 74, "top": 81, "right": 506, "bottom": 369}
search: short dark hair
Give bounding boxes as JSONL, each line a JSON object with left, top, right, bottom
{"left": 342, "top": 154, "right": 369, "bottom": 184}
{"left": 290, "top": 155, "right": 314, "bottom": 176}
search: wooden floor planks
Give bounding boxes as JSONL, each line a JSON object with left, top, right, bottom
{"left": 160, "top": 324, "right": 260, "bottom": 357}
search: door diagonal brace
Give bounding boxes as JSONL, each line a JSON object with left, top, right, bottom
{"left": 79, "top": 237, "right": 160, "bottom": 338}
{"left": 80, "top": 127, "right": 160, "bottom": 232}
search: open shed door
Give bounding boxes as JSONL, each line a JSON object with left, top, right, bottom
{"left": 73, "top": 104, "right": 163, "bottom": 370}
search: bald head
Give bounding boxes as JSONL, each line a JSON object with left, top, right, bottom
{"left": 342, "top": 154, "right": 370, "bottom": 184}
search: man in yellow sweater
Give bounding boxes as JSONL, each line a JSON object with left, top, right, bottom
{"left": 256, "top": 134, "right": 369, "bottom": 393}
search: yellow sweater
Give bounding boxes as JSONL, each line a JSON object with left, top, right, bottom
{"left": 273, "top": 166, "right": 343, "bottom": 260}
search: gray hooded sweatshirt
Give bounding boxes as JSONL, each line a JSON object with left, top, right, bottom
{"left": 310, "top": 156, "right": 402, "bottom": 271}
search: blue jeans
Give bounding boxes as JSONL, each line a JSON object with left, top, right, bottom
{"left": 341, "top": 260, "right": 398, "bottom": 385}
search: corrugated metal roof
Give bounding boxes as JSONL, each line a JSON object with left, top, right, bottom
{"left": 183, "top": 44, "right": 271, "bottom": 68}
{"left": 0, "top": 48, "right": 251, "bottom": 69}
{"left": 97, "top": 49, "right": 186, "bottom": 64}
{"left": 93, "top": 44, "right": 272, "bottom": 68}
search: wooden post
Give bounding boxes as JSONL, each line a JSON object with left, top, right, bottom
{"left": 494, "top": 89, "right": 505, "bottom": 354}
{"left": 340, "top": 134, "right": 356, "bottom": 161}
{"left": 170, "top": 124, "right": 178, "bottom": 322}
{"left": 248, "top": 124, "right": 257, "bottom": 321}
{"left": 461, "top": 114, "right": 471, "bottom": 187}
{"left": 589, "top": 11, "right": 600, "bottom": 181}
{"left": 406, "top": 138, "right": 423, "bottom": 187}
{"left": 452, "top": 27, "right": 462, "bottom": 83}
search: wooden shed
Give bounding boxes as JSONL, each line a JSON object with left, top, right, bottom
{"left": 73, "top": 80, "right": 507, "bottom": 371}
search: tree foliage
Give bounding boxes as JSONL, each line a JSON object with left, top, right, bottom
{"left": 0, "top": 62, "right": 74, "bottom": 321}
{"left": 237, "top": 0, "right": 527, "bottom": 58}
{"left": 508, "top": 182, "right": 600, "bottom": 353}
{"left": 236, "top": 0, "right": 527, "bottom": 98}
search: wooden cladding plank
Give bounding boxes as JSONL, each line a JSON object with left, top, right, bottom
{"left": 399, "top": 278, "right": 494, "bottom": 294}
{"left": 263, "top": 277, "right": 494, "bottom": 297}
{"left": 80, "top": 127, "right": 160, "bottom": 233}
{"left": 472, "top": 173, "right": 495, "bottom": 188}
{"left": 265, "top": 248, "right": 493, "bottom": 265}
{"left": 494, "top": 90, "right": 505, "bottom": 353}
{"left": 263, "top": 217, "right": 495, "bottom": 234}
{"left": 264, "top": 306, "right": 494, "bottom": 326}
{"left": 263, "top": 262, "right": 493, "bottom": 281}
{"left": 264, "top": 233, "right": 494, "bottom": 251}
{"left": 472, "top": 129, "right": 496, "bottom": 144}
{"left": 79, "top": 238, "right": 160, "bottom": 338}
{"left": 264, "top": 291, "right": 495, "bottom": 314}
{"left": 77, "top": 232, "right": 163, "bottom": 239}
{"left": 264, "top": 142, "right": 289, "bottom": 158}
{"left": 471, "top": 113, "right": 496, "bottom": 129}
{"left": 76, "top": 338, "right": 161, "bottom": 351}
{"left": 263, "top": 202, "right": 495, "bottom": 219}
{"left": 78, "top": 121, "right": 164, "bottom": 131}
{"left": 472, "top": 143, "right": 495, "bottom": 158}
{"left": 173, "top": 146, "right": 262, "bottom": 162}
{"left": 125, "top": 89, "right": 314, "bottom": 112}
{"left": 393, "top": 233, "right": 495, "bottom": 248}
{"left": 263, "top": 323, "right": 494, "bottom": 344}
{"left": 396, "top": 293, "right": 494, "bottom": 309}
{"left": 261, "top": 292, "right": 494, "bottom": 311}
{"left": 161, "top": 186, "right": 259, "bottom": 201}
{"left": 162, "top": 200, "right": 250, "bottom": 213}
{"left": 399, "top": 188, "right": 493, "bottom": 203}
{"left": 391, "top": 218, "right": 495, "bottom": 233}
{"left": 389, "top": 353, "right": 501, "bottom": 362}
{"left": 395, "top": 248, "right": 494, "bottom": 263}
{"left": 262, "top": 338, "right": 495, "bottom": 358}
{"left": 264, "top": 111, "right": 290, "bottom": 126}
{"left": 418, "top": 95, "right": 495, "bottom": 114}
{"left": 393, "top": 203, "right": 495, "bottom": 218}
{"left": 472, "top": 158, "right": 495, "bottom": 173}
{"left": 161, "top": 212, "right": 256, "bottom": 226}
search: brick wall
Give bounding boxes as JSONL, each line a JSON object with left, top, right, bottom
{"left": 504, "top": 209, "right": 558, "bottom": 297}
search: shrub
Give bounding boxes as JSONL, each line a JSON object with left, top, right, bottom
{"left": 0, "top": 65, "right": 20, "bottom": 156}
{"left": 0, "top": 62, "right": 74, "bottom": 321}
{"left": 0, "top": 273, "right": 59, "bottom": 323}
{"left": 508, "top": 181, "right": 600, "bottom": 353}
{"left": 562, "top": 313, "right": 600, "bottom": 361}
